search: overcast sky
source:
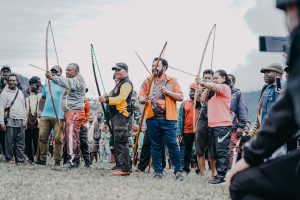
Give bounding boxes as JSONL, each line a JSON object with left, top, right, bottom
{"left": 0, "top": 0, "right": 288, "bottom": 98}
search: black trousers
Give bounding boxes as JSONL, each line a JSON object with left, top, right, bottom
{"left": 80, "top": 126, "right": 91, "bottom": 166}
{"left": 0, "top": 130, "right": 5, "bottom": 154}
{"left": 137, "top": 130, "right": 166, "bottom": 171}
{"left": 111, "top": 113, "right": 130, "bottom": 172}
{"left": 25, "top": 127, "right": 39, "bottom": 162}
{"left": 183, "top": 133, "right": 195, "bottom": 172}
{"left": 230, "top": 150, "right": 300, "bottom": 200}
{"left": 210, "top": 126, "right": 231, "bottom": 178}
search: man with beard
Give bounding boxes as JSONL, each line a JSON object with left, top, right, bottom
{"left": 227, "top": 74, "right": 248, "bottom": 167}
{"left": 46, "top": 63, "right": 86, "bottom": 168}
{"left": 177, "top": 83, "right": 201, "bottom": 174}
{"left": 139, "top": 58, "right": 184, "bottom": 180}
{"left": 227, "top": 1, "right": 300, "bottom": 199}
{"left": 99, "top": 63, "right": 133, "bottom": 176}
{"left": 36, "top": 65, "right": 65, "bottom": 166}
{"left": 0, "top": 74, "right": 27, "bottom": 164}
{"left": 25, "top": 76, "right": 42, "bottom": 163}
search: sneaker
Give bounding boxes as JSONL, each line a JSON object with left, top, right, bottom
{"left": 111, "top": 165, "right": 121, "bottom": 172}
{"left": 16, "top": 160, "right": 35, "bottom": 166}
{"left": 135, "top": 168, "right": 144, "bottom": 173}
{"left": 35, "top": 160, "right": 46, "bottom": 166}
{"left": 54, "top": 161, "right": 61, "bottom": 166}
{"left": 5, "top": 160, "right": 15, "bottom": 164}
{"left": 208, "top": 176, "right": 225, "bottom": 184}
{"left": 152, "top": 173, "right": 163, "bottom": 179}
{"left": 63, "top": 162, "right": 78, "bottom": 169}
{"left": 175, "top": 171, "right": 184, "bottom": 181}
{"left": 112, "top": 169, "right": 130, "bottom": 176}
{"left": 85, "top": 164, "right": 93, "bottom": 168}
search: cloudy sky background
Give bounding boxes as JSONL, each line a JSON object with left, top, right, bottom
{"left": 0, "top": 0, "right": 288, "bottom": 98}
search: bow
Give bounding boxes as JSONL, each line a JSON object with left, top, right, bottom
{"left": 45, "top": 21, "right": 61, "bottom": 125}
{"left": 90, "top": 44, "right": 114, "bottom": 136}
{"left": 133, "top": 41, "right": 168, "bottom": 165}
{"left": 193, "top": 24, "right": 216, "bottom": 132}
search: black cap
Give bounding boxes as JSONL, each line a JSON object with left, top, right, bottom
{"left": 112, "top": 63, "right": 128, "bottom": 71}
{"left": 1, "top": 65, "right": 11, "bottom": 72}
{"left": 29, "top": 76, "right": 42, "bottom": 85}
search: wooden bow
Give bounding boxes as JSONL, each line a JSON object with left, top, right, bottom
{"left": 45, "top": 21, "right": 61, "bottom": 125}
{"left": 90, "top": 44, "right": 114, "bottom": 137}
{"left": 193, "top": 24, "right": 216, "bottom": 132}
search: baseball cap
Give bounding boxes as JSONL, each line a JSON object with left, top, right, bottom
{"left": 112, "top": 63, "right": 128, "bottom": 71}
{"left": 260, "top": 63, "right": 284, "bottom": 74}
{"left": 29, "top": 76, "right": 42, "bottom": 85}
{"left": 1, "top": 65, "right": 11, "bottom": 72}
{"left": 50, "top": 65, "right": 62, "bottom": 73}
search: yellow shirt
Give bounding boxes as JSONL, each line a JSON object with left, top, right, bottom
{"left": 109, "top": 82, "right": 132, "bottom": 117}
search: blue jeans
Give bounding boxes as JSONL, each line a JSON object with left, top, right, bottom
{"left": 146, "top": 118, "right": 182, "bottom": 174}
{"left": 100, "top": 143, "right": 111, "bottom": 162}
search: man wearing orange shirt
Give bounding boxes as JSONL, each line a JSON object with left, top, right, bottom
{"left": 139, "top": 58, "right": 184, "bottom": 180}
{"left": 177, "top": 83, "right": 201, "bottom": 174}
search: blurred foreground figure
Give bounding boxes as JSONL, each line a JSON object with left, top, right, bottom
{"left": 227, "top": 1, "right": 300, "bottom": 199}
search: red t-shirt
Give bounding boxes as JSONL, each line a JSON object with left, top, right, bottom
{"left": 207, "top": 84, "right": 232, "bottom": 127}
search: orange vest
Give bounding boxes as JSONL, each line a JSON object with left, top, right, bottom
{"left": 143, "top": 75, "right": 180, "bottom": 121}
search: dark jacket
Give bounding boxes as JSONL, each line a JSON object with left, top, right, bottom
{"left": 243, "top": 26, "right": 300, "bottom": 167}
{"left": 230, "top": 88, "right": 248, "bottom": 130}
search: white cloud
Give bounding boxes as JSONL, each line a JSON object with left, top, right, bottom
{"left": 0, "top": 0, "right": 287, "bottom": 98}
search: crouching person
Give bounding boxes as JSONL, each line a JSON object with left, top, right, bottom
{"left": 0, "top": 74, "right": 27, "bottom": 164}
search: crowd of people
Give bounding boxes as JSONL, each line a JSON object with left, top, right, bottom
{"left": 0, "top": 54, "right": 293, "bottom": 180}
{"left": 0, "top": 0, "right": 300, "bottom": 199}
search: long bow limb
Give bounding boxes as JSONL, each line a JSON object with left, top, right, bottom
{"left": 133, "top": 41, "right": 168, "bottom": 165}
{"left": 193, "top": 24, "right": 216, "bottom": 132}
{"left": 90, "top": 44, "right": 114, "bottom": 136}
{"left": 46, "top": 21, "right": 61, "bottom": 125}
{"left": 91, "top": 47, "right": 107, "bottom": 94}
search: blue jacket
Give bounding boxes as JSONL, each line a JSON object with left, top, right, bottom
{"left": 230, "top": 88, "right": 248, "bottom": 130}
{"left": 259, "top": 84, "right": 281, "bottom": 122}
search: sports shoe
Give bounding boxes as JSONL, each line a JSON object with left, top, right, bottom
{"left": 16, "top": 160, "right": 36, "bottom": 166}
{"left": 112, "top": 169, "right": 130, "bottom": 176}
{"left": 35, "top": 160, "right": 46, "bottom": 166}
{"left": 85, "top": 164, "right": 93, "bottom": 168}
{"left": 54, "top": 161, "right": 61, "bottom": 166}
{"left": 63, "top": 162, "right": 78, "bottom": 169}
{"left": 208, "top": 176, "right": 225, "bottom": 184}
{"left": 135, "top": 168, "right": 144, "bottom": 173}
{"left": 5, "top": 160, "right": 15, "bottom": 164}
{"left": 175, "top": 171, "right": 184, "bottom": 181}
{"left": 152, "top": 173, "right": 163, "bottom": 179}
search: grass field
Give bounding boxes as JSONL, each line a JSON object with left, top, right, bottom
{"left": 0, "top": 157, "right": 229, "bottom": 200}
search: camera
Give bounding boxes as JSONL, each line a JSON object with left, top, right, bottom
{"left": 259, "top": 36, "right": 290, "bottom": 53}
